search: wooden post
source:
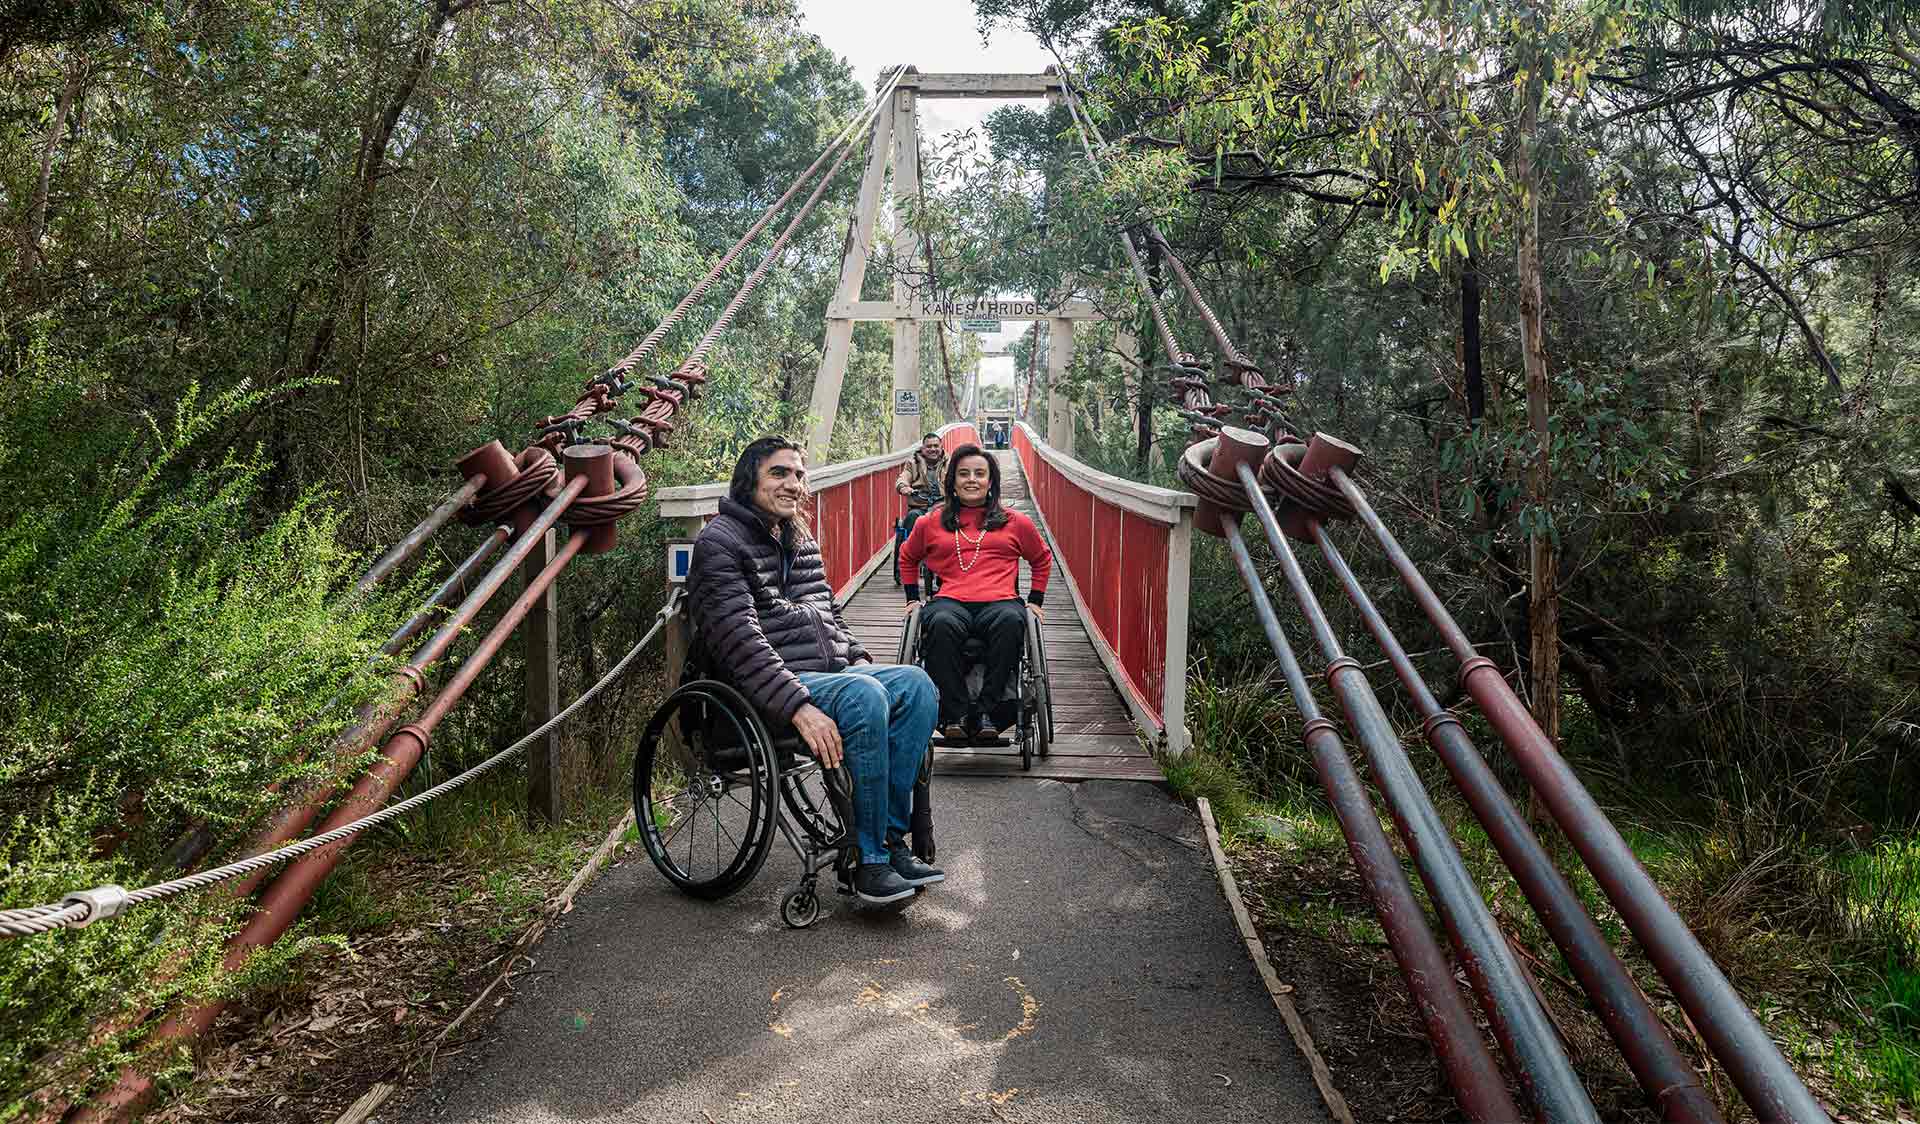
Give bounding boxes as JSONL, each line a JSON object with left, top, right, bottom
{"left": 889, "top": 83, "right": 924, "bottom": 451}
{"left": 1047, "top": 316, "right": 1075, "bottom": 457}
{"left": 1162, "top": 507, "right": 1193, "bottom": 756}
{"left": 807, "top": 103, "right": 894, "bottom": 462}
{"left": 524, "top": 527, "right": 562, "bottom": 824}
{"left": 662, "top": 517, "right": 701, "bottom": 698}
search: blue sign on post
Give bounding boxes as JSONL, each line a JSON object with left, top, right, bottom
{"left": 667, "top": 541, "right": 694, "bottom": 584}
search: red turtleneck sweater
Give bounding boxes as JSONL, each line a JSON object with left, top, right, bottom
{"left": 900, "top": 504, "right": 1052, "bottom": 605}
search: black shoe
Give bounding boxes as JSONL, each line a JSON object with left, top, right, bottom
{"left": 853, "top": 862, "right": 915, "bottom": 905}
{"left": 889, "top": 849, "right": 945, "bottom": 887}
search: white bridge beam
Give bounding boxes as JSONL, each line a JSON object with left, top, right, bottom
{"left": 898, "top": 72, "right": 1063, "bottom": 98}
{"left": 829, "top": 299, "right": 1105, "bottom": 321}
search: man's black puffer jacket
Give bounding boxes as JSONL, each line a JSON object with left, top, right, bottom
{"left": 686, "top": 496, "right": 870, "bottom": 722}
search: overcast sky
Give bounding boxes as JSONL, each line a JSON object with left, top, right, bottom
{"left": 796, "top": 0, "right": 1054, "bottom": 141}
{"left": 795, "top": 1, "right": 1052, "bottom": 376}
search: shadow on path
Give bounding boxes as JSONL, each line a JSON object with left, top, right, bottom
{"left": 414, "top": 779, "right": 1330, "bottom": 1124}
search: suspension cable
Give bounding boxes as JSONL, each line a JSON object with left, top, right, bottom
{"left": 1052, "top": 80, "right": 1191, "bottom": 369}
{"left": 601, "top": 66, "right": 907, "bottom": 386}
{"left": 1053, "top": 59, "right": 1293, "bottom": 436}
{"left": 674, "top": 117, "right": 867, "bottom": 371}
{"left": 0, "top": 595, "right": 682, "bottom": 939}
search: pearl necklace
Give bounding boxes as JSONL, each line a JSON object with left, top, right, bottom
{"left": 954, "top": 520, "right": 987, "bottom": 572}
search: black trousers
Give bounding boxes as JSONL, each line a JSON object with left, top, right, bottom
{"left": 921, "top": 597, "right": 1026, "bottom": 725}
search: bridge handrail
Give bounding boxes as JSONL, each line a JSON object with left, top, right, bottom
{"left": 1015, "top": 420, "right": 1195, "bottom": 525}
{"left": 1012, "top": 421, "right": 1193, "bottom": 755}
{"left": 657, "top": 422, "right": 978, "bottom": 599}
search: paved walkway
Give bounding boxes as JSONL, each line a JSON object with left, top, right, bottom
{"left": 417, "top": 779, "right": 1330, "bottom": 1124}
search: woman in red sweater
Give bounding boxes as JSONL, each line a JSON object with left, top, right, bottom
{"left": 899, "top": 445, "right": 1053, "bottom": 741}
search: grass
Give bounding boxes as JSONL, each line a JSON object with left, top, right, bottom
{"left": 1169, "top": 669, "right": 1920, "bottom": 1120}
{"left": 300, "top": 763, "right": 631, "bottom": 971}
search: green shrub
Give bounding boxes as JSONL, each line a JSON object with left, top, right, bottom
{"left": 0, "top": 330, "right": 406, "bottom": 1109}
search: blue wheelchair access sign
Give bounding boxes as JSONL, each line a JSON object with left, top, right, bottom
{"left": 666, "top": 540, "right": 694, "bottom": 584}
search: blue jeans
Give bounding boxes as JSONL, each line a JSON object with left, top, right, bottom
{"left": 793, "top": 664, "right": 937, "bottom": 864}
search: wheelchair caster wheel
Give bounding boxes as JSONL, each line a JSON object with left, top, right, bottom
{"left": 781, "top": 887, "right": 820, "bottom": 929}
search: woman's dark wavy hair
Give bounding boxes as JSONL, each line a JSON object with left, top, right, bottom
{"left": 939, "top": 444, "right": 1010, "bottom": 532}
{"left": 727, "top": 437, "right": 811, "bottom": 536}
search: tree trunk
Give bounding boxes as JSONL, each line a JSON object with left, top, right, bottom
{"left": 1516, "top": 86, "right": 1561, "bottom": 770}
{"left": 303, "top": 0, "right": 459, "bottom": 381}
{"left": 12, "top": 51, "right": 85, "bottom": 288}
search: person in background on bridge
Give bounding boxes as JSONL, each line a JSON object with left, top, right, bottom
{"left": 895, "top": 432, "right": 947, "bottom": 505}
{"left": 687, "top": 436, "right": 944, "bottom": 906}
{"left": 892, "top": 432, "right": 948, "bottom": 588}
{"left": 899, "top": 444, "right": 1052, "bottom": 742}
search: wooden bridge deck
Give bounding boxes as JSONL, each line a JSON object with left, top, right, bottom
{"left": 838, "top": 449, "right": 1164, "bottom": 782}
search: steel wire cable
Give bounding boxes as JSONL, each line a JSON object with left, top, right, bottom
{"left": 601, "top": 67, "right": 906, "bottom": 384}
{"left": 1053, "top": 61, "right": 1291, "bottom": 434}
{"left": 0, "top": 596, "right": 682, "bottom": 939}
{"left": 676, "top": 125, "right": 866, "bottom": 372}
{"left": 1052, "top": 82, "right": 1192, "bottom": 371}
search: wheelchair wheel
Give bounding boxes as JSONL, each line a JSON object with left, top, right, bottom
{"left": 781, "top": 885, "right": 821, "bottom": 929}
{"left": 910, "top": 745, "right": 935, "bottom": 862}
{"left": 780, "top": 759, "right": 850, "bottom": 849}
{"left": 633, "top": 681, "right": 780, "bottom": 900}
{"left": 896, "top": 605, "right": 922, "bottom": 665}
{"left": 1025, "top": 622, "right": 1053, "bottom": 756}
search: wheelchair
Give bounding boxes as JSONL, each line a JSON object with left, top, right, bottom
{"left": 898, "top": 598, "right": 1054, "bottom": 770}
{"left": 891, "top": 486, "right": 942, "bottom": 593}
{"left": 632, "top": 624, "right": 935, "bottom": 929}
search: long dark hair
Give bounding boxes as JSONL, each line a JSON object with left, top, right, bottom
{"left": 939, "top": 444, "right": 1010, "bottom": 532}
{"left": 726, "top": 436, "right": 811, "bottom": 540}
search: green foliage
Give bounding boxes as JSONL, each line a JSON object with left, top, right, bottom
{"left": 0, "top": 325, "right": 408, "bottom": 1106}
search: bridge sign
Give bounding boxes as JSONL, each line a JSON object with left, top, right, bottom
{"left": 959, "top": 318, "right": 1001, "bottom": 333}
{"left": 893, "top": 389, "right": 921, "bottom": 416}
{"left": 666, "top": 540, "right": 694, "bottom": 583}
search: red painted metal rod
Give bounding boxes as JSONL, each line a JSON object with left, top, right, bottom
{"left": 1329, "top": 465, "right": 1832, "bottom": 1124}
{"left": 1313, "top": 524, "right": 1722, "bottom": 1124}
{"left": 76, "top": 468, "right": 603, "bottom": 1123}
{"left": 379, "top": 524, "right": 513, "bottom": 656}
{"left": 353, "top": 474, "right": 485, "bottom": 594}
{"left": 1218, "top": 518, "right": 1524, "bottom": 1121}
{"left": 160, "top": 524, "right": 514, "bottom": 875}
{"left": 219, "top": 473, "right": 588, "bottom": 903}
{"left": 1236, "top": 458, "right": 1598, "bottom": 1124}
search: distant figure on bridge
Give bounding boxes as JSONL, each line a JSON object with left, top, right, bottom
{"left": 687, "top": 436, "right": 944, "bottom": 906}
{"left": 895, "top": 431, "right": 948, "bottom": 501}
{"left": 900, "top": 444, "right": 1053, "bottom": 741}
{"left": 892, "top": 432, "right": 947, "bottom": 587}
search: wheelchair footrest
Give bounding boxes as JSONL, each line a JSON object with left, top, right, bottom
{"left": 932, "top": 734, "right": 1013, "bottom": 748}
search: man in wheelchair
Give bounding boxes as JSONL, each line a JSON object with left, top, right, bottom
{"left": 891, "top": 432, "right": 946, "bottom": 586}
{"left": 898, "top": 443, "right": 1053, "bottom": 742}
{"left": 686, "top": 436, "right": 943, "bottom": 906}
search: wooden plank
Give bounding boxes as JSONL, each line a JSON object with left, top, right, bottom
{"left": 934, "top": 754, "right": 1164, "bottom": 781}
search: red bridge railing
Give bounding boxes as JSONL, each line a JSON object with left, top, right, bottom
{"left": 659, "top": 422, "right": 978, "bottom": 599}
{"left": 1012, "top": 421, "right": 1195, "bottom": 754}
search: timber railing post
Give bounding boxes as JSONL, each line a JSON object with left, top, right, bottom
{"left": 524, "top": 525, "right": 561, "bottom": 824}
{"left": 1162, "top": 504, "right": 1193, "bottom": 756}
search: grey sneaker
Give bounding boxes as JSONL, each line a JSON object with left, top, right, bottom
{"left": 853, "top": 862, "right": 915, "bottom": 904}
{"left": 889, "top": 850, "right": 945, "bottom": 887}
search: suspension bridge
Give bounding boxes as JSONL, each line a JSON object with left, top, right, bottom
{"left": 2, "top": 64, "right": 1835, "bottom": 1124}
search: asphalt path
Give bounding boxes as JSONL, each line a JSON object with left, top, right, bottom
{"left": 417, "top": 778, "right": 1330, "bottom": 1124}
